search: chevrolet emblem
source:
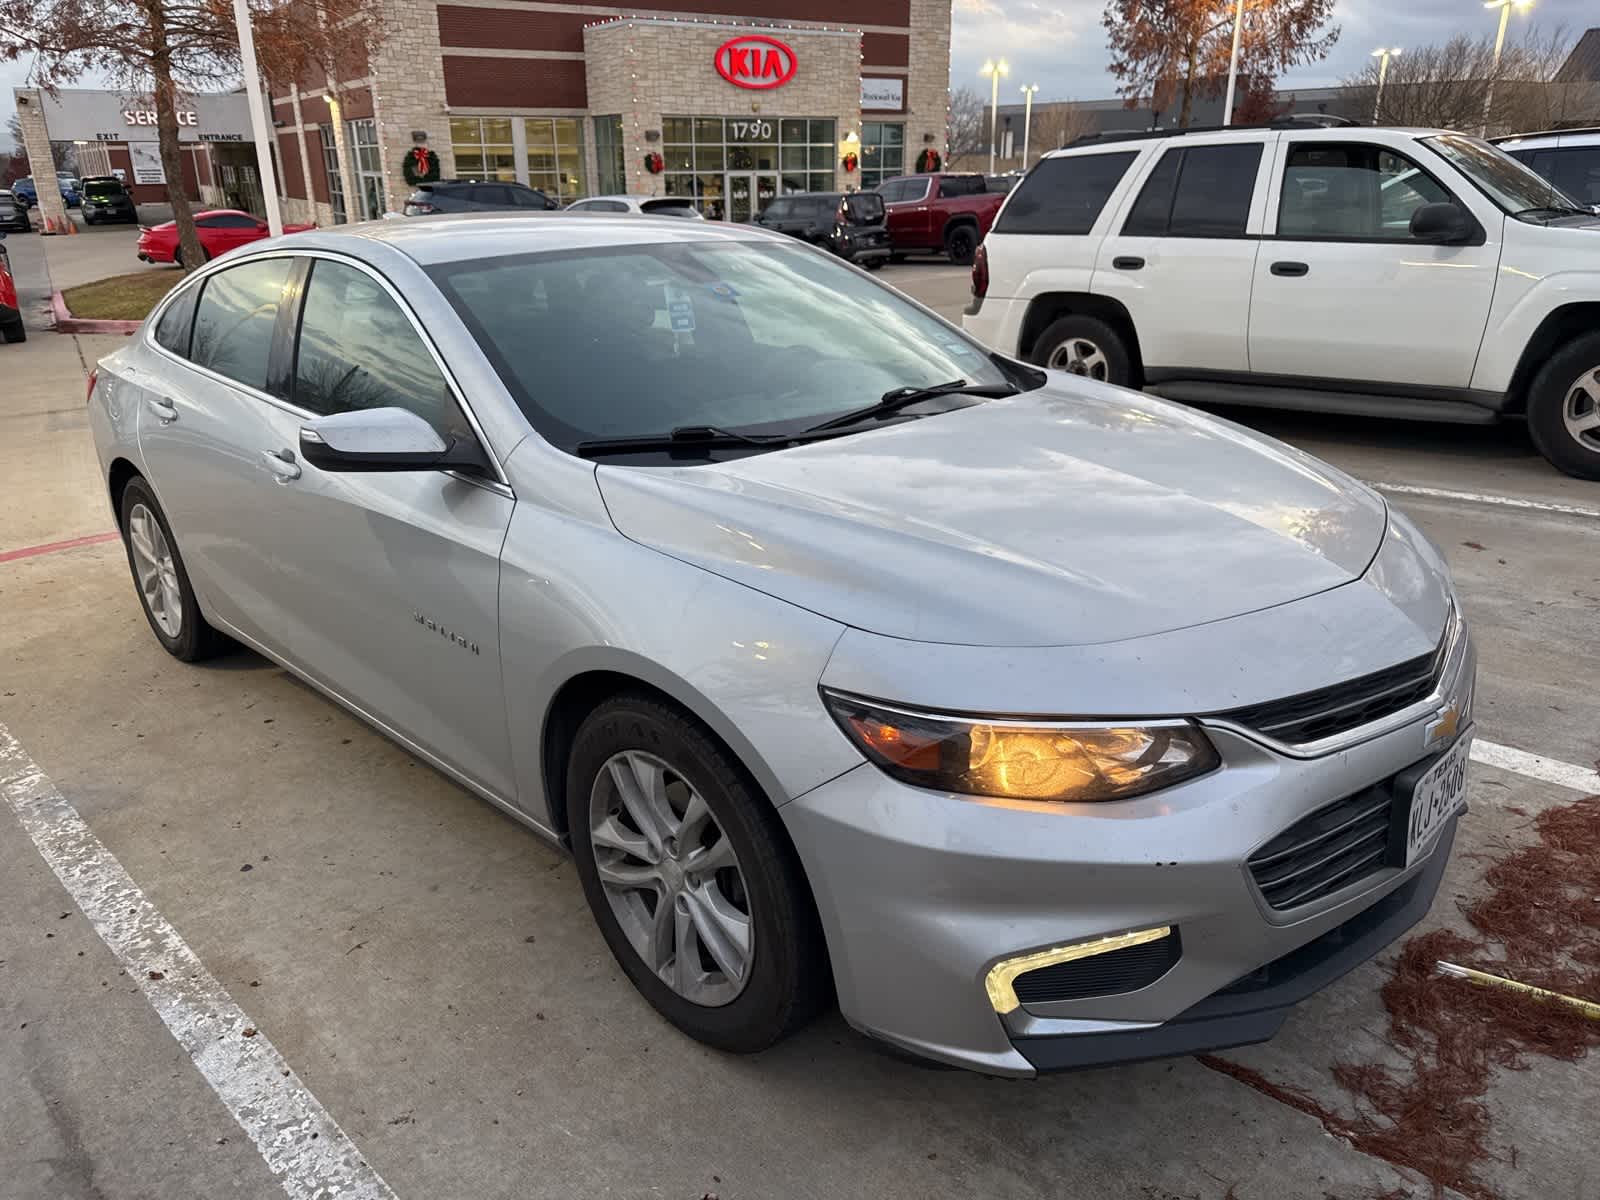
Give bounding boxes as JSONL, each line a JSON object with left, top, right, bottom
{"left": 1427, "top": 704, "right": 1461, "bottom": 746}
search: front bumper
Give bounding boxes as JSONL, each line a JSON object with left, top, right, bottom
{"left": 781, "top": 638, "right": 1474, "bottom": 1077}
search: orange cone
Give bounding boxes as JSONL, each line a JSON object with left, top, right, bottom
{"left": 40, "top": 215, "right": 54, "bottom": 235}
{"left": 65, "top": 218, "right": 77, "bottom": 235}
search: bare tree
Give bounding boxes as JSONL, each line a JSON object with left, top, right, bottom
{"left": 949, "top": 86, "right": 987, "bottom": 159}
{"left": 1341, "top": 27, "right": 1592, "bottom": 135}
{"left": 1029, "top": 103, "right": 1097, "bottom": 152}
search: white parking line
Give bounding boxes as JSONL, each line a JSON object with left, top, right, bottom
{"left": 1373, "top": 482, "right": 1600, "bottom": 521}
{"left": 1471, "top": 738, "right": 1600, "bottom": 794}
{"left": 0, "top": 722, "right": 400, "bottom": 1200}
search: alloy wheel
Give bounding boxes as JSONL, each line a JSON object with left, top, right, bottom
{"left": 1047, "top": 337, "right": 1110, "bottom": 380}
{"left": 127, "top": 502, "right": 182, "bottom": 638}
{"left": 1562, "top": 367, "right": 1600, "bottom": 453}
{"left": 588, "top": 750, "right": 754, "bottom": 1006}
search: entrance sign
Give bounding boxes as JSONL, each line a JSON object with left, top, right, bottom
{"left": 714, "top": 35, "right": 797, "bottom": 91}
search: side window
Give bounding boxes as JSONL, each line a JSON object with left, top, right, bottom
{"left": 1549, "top": 147, "right": 1600, "bottom": 207}
{"left": 189, "top": 258, "right": 294, "bottom": 392}
{"left": 992, "top": 151, "right": 1138, "bottom": 235}
{"left": 153, "top": 284, "right": 199, "bottom": 357}
{"left": 1167, "top": 143, "right": 1261, "bottom": 236}
{"left": 293, "top": 259, "right": 465, "bottom": 439}
{"left": 1122, "top": 150, "right": 1181, "bottom": 236}
{"left": 595, "top": 200, "right": 630, "bottom": 213}
{"left": 941, "top": 175, "right": 984, "bottom": 197}
{"left": 510, "top": 186, "right": 547, "bottom": 208}
{"left": 202, "top": 213, "right": 259, "bottom": 229}
{"left": 879, "top": 179, "right": 909, "bottom": 202}
{"left": 1278, "top": 143, "right": 1451, "bottom": 240}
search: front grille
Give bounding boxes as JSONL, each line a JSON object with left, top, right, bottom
{"left": 1012, "top": 930, "right": 1183, "bottom": 1005}
{"left": 1248, "top": 784, "right": 1397, "bottom": 910}
{"left": 1217, "top": 634, "right": 1448, "bottom": 747}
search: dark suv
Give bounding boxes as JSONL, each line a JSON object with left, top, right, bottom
{"left": 754, "top": 191, "right": 890, "bottom": 267}
{"left": 80, "top": 176, "right": 139, "bottom": 224}
{"left": 404, "top": 180, "right": 558, "bottom": 216}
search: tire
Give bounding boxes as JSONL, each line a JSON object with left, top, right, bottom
{"left": 1030, "top": 314, "right": 1133, "bottom": 387}
{"left": 864, "top": 258, "right": 885, "bottom": 271}
{"left": 567, "top": 694, "right": 826, "bottom": 1054}
{"left": 1, "top": 316, "right": 24, "bottom": 344}
{"left": 117, "top": 477, "right": 233, "bottom": 661}
{"left": 1526, "top": 332, "right": 1600, "bottom": 481}
{"left": 944, "top": 224, "right": 978, "bottom": 265}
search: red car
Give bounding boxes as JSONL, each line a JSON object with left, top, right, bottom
{"left": 137, "top": 209, "right": 314, "bottom": 267}
{"left": 0, "top": 238, "right": 23, "bottom": 343}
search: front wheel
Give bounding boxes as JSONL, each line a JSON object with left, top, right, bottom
{"left": 944, "top": 224, "right": 978, "bottom": 265}
{"left": 118, "top": 478, "right": 233, "bottom": 661}
{"left": 1, "top": 316, "right": 24, "bottom": 344}
{"left": 567, "top": 695, "right": 826, "bottom": 1053}
{"left": 1030, "top": 315, "right": 1133, "bottom": 387}
{"left": 1527, "top": 332, "right": 1600, "bottom": 480}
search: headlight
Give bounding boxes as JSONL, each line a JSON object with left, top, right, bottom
{"left": 822, "top": 691, "right": 1219, "bottom": 804}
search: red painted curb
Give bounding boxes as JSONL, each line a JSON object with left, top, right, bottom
{"left": 50, "top": 291, "right": 141, "bottom": 336}
{"left": 0, "top": 530, "right": 121, "bottom": 564}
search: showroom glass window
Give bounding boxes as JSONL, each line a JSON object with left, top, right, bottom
{"left": 594, "top": 116, "right": 625, "bottom": 194}
{"left": 860, "top": 122, "right": 905, "bottom": 189}
{"left": 450, "top": 117, "right": 518, "bottom": 182}
{"left": 317, "top": 124, "right": 347, "bottom": 224}
{"left": 347, "top": 119, "right": 385, "bottom": 221}
{"left": 526, "top": 118, "right": 587, "bottom": 203}
{"left": 661, "top": 117, "right": 836, "bottom": 219}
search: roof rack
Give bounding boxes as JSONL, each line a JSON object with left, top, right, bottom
{"left": 1061, "top": 114, "right": 1359, "bottom": 149}
{"left": 1490, "top": 125, "right": 1600, "bottom": 143}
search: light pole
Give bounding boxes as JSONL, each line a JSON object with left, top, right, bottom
{"left": 1221, "top": 0, "right": 1246, "bottom": 125}
{"left": 231, "top": 0, "right": 283, "bottom": 234}
{"left": 981, "top": 58, "right": 1009, "bottom": 174}
{"left": 1019, "top": 84, "right": 1039, "bottom": 167}
{"left": 1480, "top": 0, "right": 1532, "bottom": 138}
{"left": 1371, "top": 47, "right": 1401, "bottom": 123}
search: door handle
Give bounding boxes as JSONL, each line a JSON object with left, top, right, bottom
{"left": 260, "top": 448, "right": 301, "bottom": 483}
{"left": 1112, "top": 256, "right": 1145, "bottom": 270}
{"left": 146, "top": 397, "right": 179, "bottom": 424}
{"left": 1271, "top": 261, "right": 1309, "bottom": 277}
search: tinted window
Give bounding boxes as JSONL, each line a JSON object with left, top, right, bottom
{"left": 842, "top": 193, "right": 885, "bottom": 223}
{"left": 1167, "top": 143, "right": 1261, "bottom": 236}
{"left": 469, "top": 186, "right": 510, "bottom": 205}
{"left": 189, "top": 258, "right": 293, "bottom": 391}
{"left": 84, "top": 179, "right": 125, "bottom": 198}
{"left": 154, "top": 285, "right": 198, "bottom": 357}
{"left": 293, "top": 260, "right": 463, "bottom": 438}
{"left": 508, "top": 186, "right": 548, "bottom": 208}
{"left": 199, "top": 213, "right": 261, "bottom": 229}
{"left": 1547, "top": 147, "right": 1600, "bottom": 207}
{"left": 940, "top": 175, "right": 985, "bottom": 197}
{"left": 578, "top": 199, "right": 629, "bottom": 213}
{"left": 994, "top": 151, "right": 1137, "bottom": 235}
{"left": 875, "top": 179, "right": 908, "bottom": 202}
{"left": 1122, "top": 150, "right": 1180, "bottom": 236}
{"left": 762, "top": 198, "right": 795, "bottom": 219}
{"left": 1278, "top": 143, "right": 1450, "bottom": 239}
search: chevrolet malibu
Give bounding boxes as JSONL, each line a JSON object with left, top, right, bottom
{"left": 87, "top": 216, "right": 1475, "bottom": 1076}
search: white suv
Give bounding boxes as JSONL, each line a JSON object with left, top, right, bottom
{"left": 1494, "top": 126, "right": 1600, "bottom": 212}
{"left": 963, "top": 124, "right": 1600, "bottom": 479}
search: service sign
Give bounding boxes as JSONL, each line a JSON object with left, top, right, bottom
{"left": 714, "top": 35, "right": 797, "bottom": 91}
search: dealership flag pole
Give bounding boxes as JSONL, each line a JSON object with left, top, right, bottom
{"left": 232, "top": 0, "right": 284, "bottom": 236}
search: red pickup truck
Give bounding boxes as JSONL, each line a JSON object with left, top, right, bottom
{"left": 873, "top": 173, "right": 1009, "bottom": 265}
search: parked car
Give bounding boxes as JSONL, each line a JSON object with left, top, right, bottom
{"left": 80, "top": 176, "right": 139, "bottom": 225}
{"left": 0, "top": 190, "right": 30, "bottom": 233}
{"left": 137, "top": 210, "right": 315, "bottom": 266}
{"left": 11, "top": 177, "right": 37, "bottom": 209}
{"left": 1494, "top": 127, "right": 1600, "bottom": 211}
{"left": 58, "top": 173, "right": 83, "bottom": 205}
{"left": 965, "top": 123, "right": 1600, "bottom": 479}
{"left": 564, "top": 194, "right": 702, "bottom": 217}
{"left": 754, "top": 191, "right": 890, "bottom": 266}
{"left": 874, "top": 172, "right": 1008, "bottom": 264}
{"left": 0, "top": 235, "right": 24, "bottom": 343}
{"left": 403, "top": 180, "right": 557, "bottom": 216}
{"left": 18, "top": 174, "right": 82, "bottom": 208}
{"left": 88, "top": 214, "right": 1473, "bottom": 1077}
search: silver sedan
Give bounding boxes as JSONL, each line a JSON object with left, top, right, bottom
{"left": 87, "top": 215, "right": 1474, "bottom": 1076}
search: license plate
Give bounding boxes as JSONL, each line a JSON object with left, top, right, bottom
{"left": 1404, "top": 730, "right": 1471, "bottom": 865}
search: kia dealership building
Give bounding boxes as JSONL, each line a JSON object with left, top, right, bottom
{"left": 266, "top": 0, "right": 952, "bottom": 225}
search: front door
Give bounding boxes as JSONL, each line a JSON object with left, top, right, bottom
{"left": 724, "top": 172, "right": 779, "bottom": 222}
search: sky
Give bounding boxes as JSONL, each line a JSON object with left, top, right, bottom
{"left": 2, "top": 0, "right": 1594, "bottom": 151}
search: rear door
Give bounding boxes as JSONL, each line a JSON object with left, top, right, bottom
{"left": 1248, "top": 137, "right": 1499, "bottom": 387}
{"left": 881, "top": 176, "right": 933, "bottom": 248}
{"left": 1093, "top": 134, "right": 1274, "bottom": 374}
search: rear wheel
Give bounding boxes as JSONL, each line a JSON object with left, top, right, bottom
{"left": 566, "top": 694, "right": 826, "bottom": 1053}
{"left": 1030, "top": 315, "right": 1132, "bottom": 387}
{"left": 118, "top": 478, "right": 233, "bottom": 661}
{"left": 1527, "top": 332, "right": 1600, "bottom": 481}
{"left": 1, "top": 316, "right": 25, "bottom": 344}
{"left": 944, "top": 224, "right": 978, "bottom": 265}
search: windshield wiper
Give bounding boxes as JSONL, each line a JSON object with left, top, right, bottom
{"left": 576, "top": 424, "right": 810, "bottom": 458}
{"left": 805, "top": 379, "right": 1019, "bottom": 434}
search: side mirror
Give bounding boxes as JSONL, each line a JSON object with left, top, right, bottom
{"left": 1409, "top": 202, "right": 1476, "bottom": 245}
{"left": 298, "top": 407, "right": 490, "bottom": 474}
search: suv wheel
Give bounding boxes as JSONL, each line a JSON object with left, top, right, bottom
{"left": 567, "top": 695, "right": 826, "bottom": 1053}
{"left": 944, "top": 224, "right": 978, "bottom": 265}
{"left": 1032, "top": 315, "right": 1132, "bottom": 386}
{"left": 1527, "top": 332, "right": 1600, "bottom": 480}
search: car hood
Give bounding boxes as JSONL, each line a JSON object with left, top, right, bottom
{"left": 596, "top": 384, "right": 1389, "bottom": 647}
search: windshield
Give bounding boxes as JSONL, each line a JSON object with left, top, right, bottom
{"left": 430, "top": 241, "right": 1016, "bottom": 454}
{"left": 1425, "top": 133, "right": 1583, "bottom": 217}
{"left": 84, "top": 180, "right": 123, "bottom": 197}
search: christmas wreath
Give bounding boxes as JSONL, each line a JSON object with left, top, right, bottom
{"left": 915, "top": 147, "right": 942, "bottom": 173}
{"left": 841, "top": 151, "right": 858, "bottom": 173}
{"left": 402, "top": 146, "right": 440, "bottom": 186}
{"left": 643, "top": 151, "right": 665, "bottom": 175}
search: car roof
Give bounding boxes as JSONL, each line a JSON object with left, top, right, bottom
{"left": 578, "top": 194, "right": 696, "bottom": 204}
{"left": 1493, "top": 127, "right": 1600, "bottom": 149}
{"left": 283, "top": 211, "right": 780, "bottom": 266}
{"left": 1044, "top": 124, "right": 1455, "bottom": 159}
{"left": 196, "top": 208, "right": 259, "bottom": 219}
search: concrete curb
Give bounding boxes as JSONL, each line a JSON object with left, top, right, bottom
{"left": 50, "top": 291, "right": 140, "bottom": 336}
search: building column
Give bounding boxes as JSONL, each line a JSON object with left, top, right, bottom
{"left": 14, "top": 89, "right": 69, "bottom": 231}
{"left": 370, "top": 0, "right": 453, "bottom": 213}
{"left": 289, "top": 85, "right": 316, "bottom": 224}
{"left": 906, "top": 0, "right": 953, "bottom": 162}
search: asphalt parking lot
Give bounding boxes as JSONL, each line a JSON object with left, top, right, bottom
{"left": 3, "top": 232, "right": 1598, "bottom": 1200}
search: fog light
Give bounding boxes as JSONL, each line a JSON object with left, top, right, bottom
{"left": 984, "top": 926, "right": 1174, "bottom": 1015}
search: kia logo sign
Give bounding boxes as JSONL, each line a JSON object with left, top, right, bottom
{"left": 714, "top": 35, "right": 797, "bottom": 91}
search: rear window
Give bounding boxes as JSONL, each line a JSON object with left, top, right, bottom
{"left": 993, "top": 151, "right": 1138, "bottom": 235}
{"left": 84, "top": 179, "right": 124, "bottom": 197}
{"left": 641, "top": 199, "right": 698, "bottom": 217}
{"left": 842, "top": 193, "right": 884, "bottom": 223}
{"left": 940, "top": 175, "right": 986, "bottom": 197}
{"left": 762, "top": 198, "right": 795, "bottom": 219}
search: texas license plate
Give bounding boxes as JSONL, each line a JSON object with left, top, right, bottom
{"left": 1404, "top": 730, "right": 1472, "bottom": 865}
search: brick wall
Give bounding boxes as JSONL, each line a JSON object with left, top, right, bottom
{"left": 370, "top": 0, "right": 453, "bottom": 213}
